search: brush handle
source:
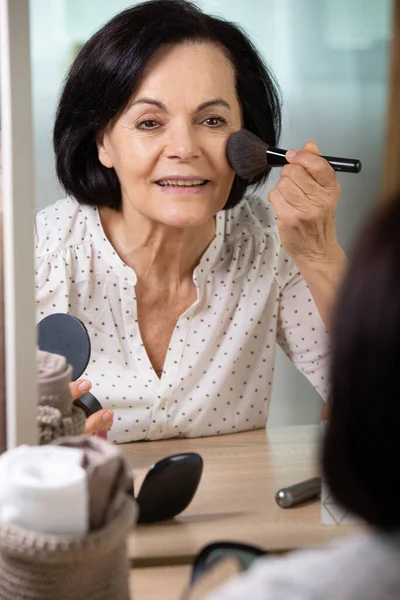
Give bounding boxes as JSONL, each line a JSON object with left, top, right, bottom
{"left": 267, "top": 147, "right": 361, "bottom": 173}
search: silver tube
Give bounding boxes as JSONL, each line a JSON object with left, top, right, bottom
{"left": 275, "top": 477, "right": 321, "bottom": 508}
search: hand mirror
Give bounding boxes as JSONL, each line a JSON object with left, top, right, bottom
{"left": 37, "top": 313, "right": 102, "bottom": 416}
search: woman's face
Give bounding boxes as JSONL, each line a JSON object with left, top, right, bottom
{"left": 97, "top": 43, "right": 242, "bottom": 228}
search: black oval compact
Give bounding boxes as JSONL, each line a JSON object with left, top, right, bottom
{"left": 37, "top": 313, "right": 103, "bottom": 417}
{"left": 135, "top": 452, "right": 203, "bottom": 524}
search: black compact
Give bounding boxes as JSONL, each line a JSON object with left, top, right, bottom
{"left": 37, "top": 313, "right": 103, "bottom": 416}
{"left": 134, "top": 452, "right": 203, "bottom": 524}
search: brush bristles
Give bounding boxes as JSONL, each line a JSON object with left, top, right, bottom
{"left": 226, "top": 129, "right": 269, "bottom": 180}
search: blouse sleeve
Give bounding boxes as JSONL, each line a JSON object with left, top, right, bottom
{"left": 34, "top": 215, "right": 71, "bottom": 320}
{"left": 275, "top": 256, "right": 331, "bottom": 402}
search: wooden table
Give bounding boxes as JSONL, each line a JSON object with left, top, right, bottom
{"left": 130, "top": 565, "right": 191, "bottom": 600}
{"left": 122, "top": 425, "right": 360, "bottom": 573}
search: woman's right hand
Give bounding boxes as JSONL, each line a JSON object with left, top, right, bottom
{"left": 69, "top": 380, "right": 114, "bottom": 435}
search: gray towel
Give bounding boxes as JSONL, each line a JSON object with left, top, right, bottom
{"left": 36, "top": 349, "right": 86, "bottom": 443}
{"left": 52, "top": 436, "right": 134, "bottom": 531}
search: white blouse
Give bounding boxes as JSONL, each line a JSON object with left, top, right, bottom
{"left": 35, "top": 195, "right": 330, "bottom": 443}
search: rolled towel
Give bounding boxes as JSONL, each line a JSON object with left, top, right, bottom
{"left": 36, "top": 349, "right": 86, "bottom": 443}
{"left": 37, "top": 349, "right": 73, "bottom": 416}
{"left": 0, "top": 445, "right": 88, "bottom": 535}
{"left": 52, "top": 435, "right": 134, "bottom": 530}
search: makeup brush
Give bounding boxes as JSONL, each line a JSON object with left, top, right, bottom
{"left": 227, "top": 129, "right": 362, "bottom": 179}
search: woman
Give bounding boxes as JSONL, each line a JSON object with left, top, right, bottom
{"left": 195, "top": 195, "right": 400, "bottom": 600}
{"left": 35, "top": 0, "right": 345, "bottom": 442}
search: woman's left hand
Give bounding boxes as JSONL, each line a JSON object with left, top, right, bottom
{"left": 268, "top": 140, "right": 342, "bottom": 267}
{"left": 69, "top": 379, "right": 114, "bottom": 436}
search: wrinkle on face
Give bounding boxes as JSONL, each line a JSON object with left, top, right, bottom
{"left": 96, "top": 42, "right": 242, "bottom": 273}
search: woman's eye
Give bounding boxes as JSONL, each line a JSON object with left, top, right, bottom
{"left": 137, "top": 120, "right": 160, "bottom": 130}
{"left": 203, "top": 116, "right": 227, "bottom": 128}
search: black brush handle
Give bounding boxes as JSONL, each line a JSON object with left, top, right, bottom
{"left": 267, "top": 147, "right": 361, "bottom": 173}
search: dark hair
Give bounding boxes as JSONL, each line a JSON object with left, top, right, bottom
{"left": 54, "top": 0, "right": 281, "bottom": 211}
{"left": 323, "top": 193, "right": 400, "bottom": 530}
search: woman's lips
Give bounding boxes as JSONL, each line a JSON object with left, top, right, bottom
{"left": 155, "top": 181, "right": 209, "bottom": 194}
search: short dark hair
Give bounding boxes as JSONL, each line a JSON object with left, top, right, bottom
{"left": 53, "top": 0, "right": 281, "bottom": 211}
{"left": 323, "top": 193, "right": 400, "bottom": 529}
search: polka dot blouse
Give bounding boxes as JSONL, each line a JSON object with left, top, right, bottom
{"left": 35, "top": 195, "right": 330, "bottom": 443}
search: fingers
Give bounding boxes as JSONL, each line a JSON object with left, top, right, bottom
{"left": 69, "top": 379, "right": 92, "bottom": 401}
{"left": 277, "top": 166, "right": 338, "bottom": 212}
{"left": 302, "top": 140, "right": 321, "bottom": 154}
{"left": 268, "top": 187, "right": 305, "bottom": 228}
{"left": 69, "top": 379, "right": 114, "bottom": 436}
{"left": 84, "top": 408, "right": 114, "bottom": 435}
{"left": 278, "top": 165, "right": 317, "bottom": 206}
{"left": 285, "top": 144, "right": 338, "bottom": 189}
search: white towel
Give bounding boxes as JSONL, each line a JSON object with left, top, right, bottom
{"left": 0, "top": 445, "right": 88, "bottom": 535}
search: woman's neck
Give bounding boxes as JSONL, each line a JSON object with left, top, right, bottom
{"left": 99, "top": 204, "right": 216, "bottom": 285}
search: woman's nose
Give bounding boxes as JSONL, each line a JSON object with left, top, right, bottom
{"left": 164, "top": 124, "right": 201, "bottom": 160}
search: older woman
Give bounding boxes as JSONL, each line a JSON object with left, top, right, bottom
{"left": 35, "top": 0, "right": 345, "bottom": 442}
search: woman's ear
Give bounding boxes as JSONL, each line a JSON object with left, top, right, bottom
{"left": 96, "top": 131, "right": 114, "bottom": 169}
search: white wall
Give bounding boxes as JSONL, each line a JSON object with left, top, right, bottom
{"left": 29, "top": 0, "right": 393, "bottom": 427}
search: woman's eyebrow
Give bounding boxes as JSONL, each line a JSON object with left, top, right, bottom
{"left": 128, "top": 97, "right": 167, "bottom": 110}
{"left": 197, "top": 98, "right": 232, "bottom": 111}
{"left": 127, "top": 97, "right": 232, "bottom": 112}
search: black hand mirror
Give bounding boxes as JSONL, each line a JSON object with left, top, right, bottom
{"left": 37, "top": 313, "right": 103, "bottom": 416}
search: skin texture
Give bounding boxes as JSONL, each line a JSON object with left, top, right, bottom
{"left": 77, "top": 42, "right": 344, "bottom": 434}
{"left": 97, "top": 43, "right": 243, "bottom": 234}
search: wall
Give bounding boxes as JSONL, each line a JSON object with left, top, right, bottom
{"left": 29, "top": 0, "right": 393, "bottom": 427}
{"left": 0, "top": 139, "right": 6, "bottom": 452}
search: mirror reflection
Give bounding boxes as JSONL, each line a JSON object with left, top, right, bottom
{"left": 31, "top": 0, "right": 392, "bottom": 443}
